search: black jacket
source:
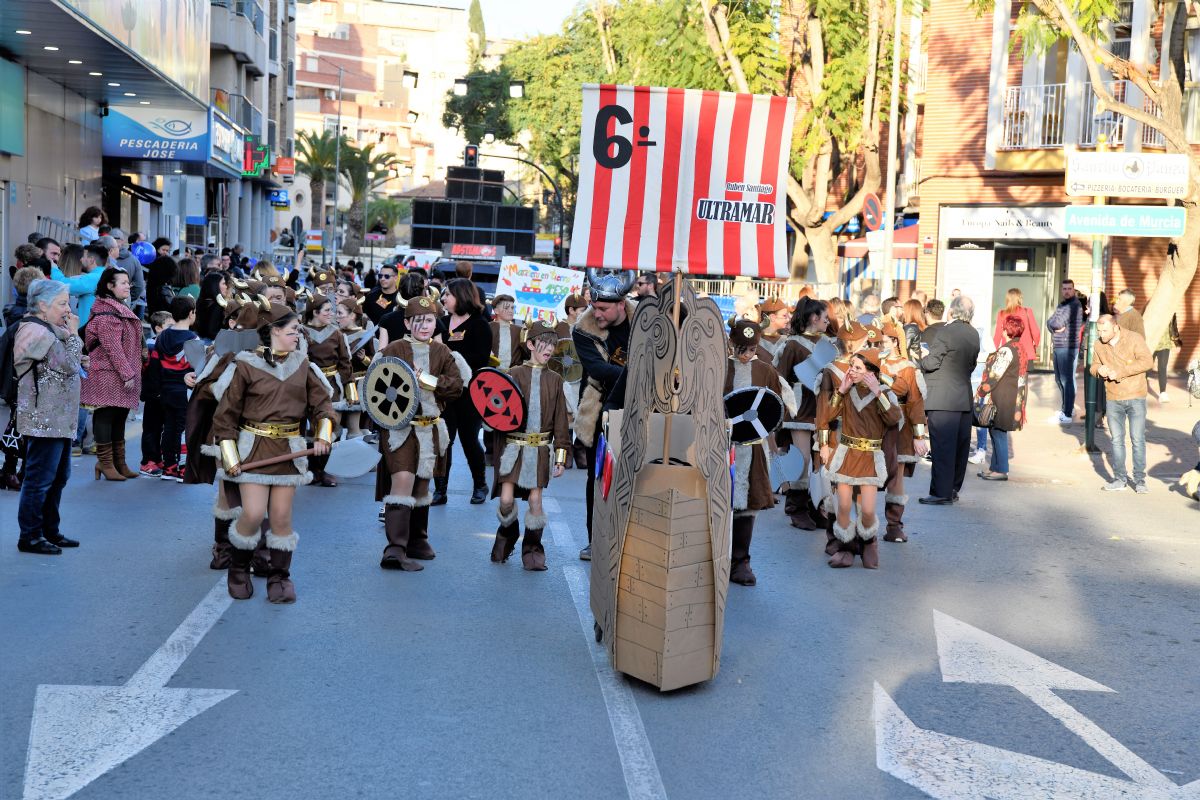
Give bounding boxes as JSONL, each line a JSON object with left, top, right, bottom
{"left": 918, "top": 319, "right": 980, "bottom": 412}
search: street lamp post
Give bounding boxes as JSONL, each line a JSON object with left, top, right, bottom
{"left": 479, "top": 150, "right": 566, "bottom": 268}
{"left": 330, "top": 65, "right": 344, "bottom": 270}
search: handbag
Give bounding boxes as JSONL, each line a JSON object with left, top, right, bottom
{"left": 973, "top": 397, "right": 997, "bottom": 428}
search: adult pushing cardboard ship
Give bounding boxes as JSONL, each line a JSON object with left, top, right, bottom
{"left": 570, "top": 84, "right": 796, "bottom": 690}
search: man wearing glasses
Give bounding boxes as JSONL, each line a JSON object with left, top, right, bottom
{"left": 633, "top": 273, "right": 657, "bottom": 302}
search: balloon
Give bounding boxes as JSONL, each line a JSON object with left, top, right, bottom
{"left": 131, "top": 240, "right": 155, "bottom": 265}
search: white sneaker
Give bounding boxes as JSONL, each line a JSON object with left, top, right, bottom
{"left": 968, "top": 448, "right": 987, "bottom": 465}
{"left": 1046, "top": 412, "right": 1064, "bottom": 425}
{"left": 1159, "top": 391, "right": 1170, "bottom": 403}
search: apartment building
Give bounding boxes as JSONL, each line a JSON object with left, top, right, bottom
{"left": 916, "top": 0, "right": 1197, "bottom": 365}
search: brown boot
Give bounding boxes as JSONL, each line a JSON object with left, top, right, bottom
{"left": 521, "top": 513, "right": 547, "bottom": 571}
{"left": 112, "top": 440, "right": 139, "bottom": 479}
{"left": 859, "top": 518, "right": 880, "bottom": 569}
{"left": 828, "top": 519, "right": 856, "bottom": 567}
{"left": 783, "top": 488, "right": 802, "bottom": 517}
{"left": 883, "top": 494, "right": 908, "bottom": 542}
{"left": 729, "top": 514, "right": 757, "bottom": 585}
{"left": 210, "top": 505, "right": 240, "bottom": 570}
{"left": 251, "top": 519, "right": 271, "bottom": 576}
{"left": 265, "top": 531, "right": 298, "bottom": 603}
{"left": 381, "top": 498, "right": 422, "bottom": 571}
{"left": 407, "top": 502, "right": 436, "bottom": 560}
{"left": 92, "top": 443, "right": 126, "bottom": 481}
{"left": 226, "top": 527, "right": 259, "bottom": 599}
{"left": 491, "top": 505, "right": 520, "bottom": 563}
{"left": 828, "top": 549, "right": 854, "bottom": 568}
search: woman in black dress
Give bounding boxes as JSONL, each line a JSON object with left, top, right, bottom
{"left": 433, "top": 277, "right": 490, "bottom": 505}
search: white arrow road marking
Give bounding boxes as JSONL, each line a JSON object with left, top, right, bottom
{"left": 546, "top": 492, "right": 667, "bottom": 800}
{"left": 933, "top": 610, "right": 1173, "bottom": 790}
{"left": 24, "top": 578, "right": 236, "bottom": 800}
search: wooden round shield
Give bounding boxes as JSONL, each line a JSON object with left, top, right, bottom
{"left": 724, "top": 386, "right": 785, "bottom": 445}
{"left": 364, "top": 356, "right": 418, "bottom": 430}
{"left": 469, "top": 367, "right": 525, "bottom": 433}
{"left": 548, "top": 338, "right": 583, "bottom": 383}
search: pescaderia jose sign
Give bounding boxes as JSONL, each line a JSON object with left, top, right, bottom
{"left": 102, "top": 106, "right": 209, "bottom": 161}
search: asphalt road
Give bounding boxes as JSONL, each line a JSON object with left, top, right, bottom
{"left": 2, "top": 443, "right": 1198, "bottom": 799}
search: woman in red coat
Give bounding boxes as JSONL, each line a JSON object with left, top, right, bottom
{"left": 80, "top": 267, "right": 142, "bottom": 481}
{"left": 992, "top": 288, "right": 1040, "bottom": 368}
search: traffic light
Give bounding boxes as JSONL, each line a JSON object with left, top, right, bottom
{"left": 553, "top": 236, "right": 562, "bottom": 263}
{"left": 464, "top": 144, "right": 479, "bottom": 168}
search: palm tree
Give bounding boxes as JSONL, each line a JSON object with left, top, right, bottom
{"left": 367, "top": 197, "right": 412, "bottom": 246}
{"left": 340, "top": 141, "right": 399, "bottom": 255}
{"left": 294, "top": 129, "right": 347, "bottom": 240}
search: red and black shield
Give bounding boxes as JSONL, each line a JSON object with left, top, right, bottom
{"left": 469, "top": 367, "right": 526, "bottom": 433}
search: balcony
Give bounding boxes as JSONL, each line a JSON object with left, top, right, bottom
{"left": 1079, "top": 81, "right": 1165, "bottom": 148}
{"left": 211, "top": 89, "right": 263, "bottom": 137}
{"left": 999, "top": 80, "right": 1168, "bottom": 152}
{"left": 210, "top": 0, "right": 267, "bottom": 76}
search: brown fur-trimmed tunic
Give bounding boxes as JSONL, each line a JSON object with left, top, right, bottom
{"left": 212, "top": 349, "right": 338, "bottom": 486}
{"left": 340, "top": 327, "right": 374, "bottom": 411}
{"left": 183, "top": 349, "right": 237, "bottom": 486}
{"left": 881, "top": 356, "right": 928, "bottom": 464}
{"left": 489, "top": 363, "right": 571, "bottom": 498}
{"left": 724, "top": 357, "right": 798, "bottom": 512}
{"left": 775, "top": 333, "right": 835, "bottom": 431}
{"left": 815, "top": 362, "right": 902, "bottom": 488}
{"left": 490, "top": 320, "right": 523, "bottom": 370}
{"left": 304, "top": 324, "right": 352, "bottom": 407}
{"left": 374, "top": 338, "right": 469, "bottom": 491}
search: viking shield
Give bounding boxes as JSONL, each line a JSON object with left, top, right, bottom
{"left": 548, "top": 338, "right": 583, "bottom": 383}
{"left": 724, "top": 386, "right": 785, "bottom": 445}
{"left": 469, "top": 367, "right": 525, "bottom": 433}
{"left": 364, "top": 356, "right": 418, "bottom": 430}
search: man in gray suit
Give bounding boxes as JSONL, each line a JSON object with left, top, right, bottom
{"left": 917, "top": 295, "right": 981, "bottom": 505}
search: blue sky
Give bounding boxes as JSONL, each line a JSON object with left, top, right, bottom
{"left": 481, "top": 0, "right": 579, "bottom": 41}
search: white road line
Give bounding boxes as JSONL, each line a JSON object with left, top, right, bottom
{"left": 127, "top": 578, "right": 233, "bottom": 689}
{"left": 563, "top": 564, "right": 669, "bottom": 800}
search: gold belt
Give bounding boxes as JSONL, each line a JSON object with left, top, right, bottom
{"left": 507, "top": 431, "right": 551, "bottom": 447}
{"left": 240, "top": 421, "right": 301, "bottom": 439}
{"left": 411, "top": 415, "right": 440, "bottom": 427}
{"left": 839, "top": 433, "right": 882, "bottom": 452}
{"left": 320, "top": 365, "right": 339, "bottom": 377}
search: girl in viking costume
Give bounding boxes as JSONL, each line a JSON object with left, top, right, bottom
{"left": 375, "top": 296, "right": 470, "bottom": 571}
{"left": 303, "top": 294, "right": 353, "bottom": 486}
{"left": 756, "top": 296, "right": 790, "bottom": 361}
{"left": 213, "top": 304, "right": 337, "bottom": 602}
{"left": 725, "top": 320, "right": 797, "bottom": 586}
{"left": 879, "top": 319, "right": 929, "bottom": 543}
{"left": 774, "top": 297, "right": 834, "bottom": 530}
{"left": 489, "top": 294, "right": 523, "bottom": 369}
{"left": 336, "top": 297, "right": 372, "bottom": 438}
{"left": 817, "top": 343, "right": 902, "bottom": 570}
{"left": 489, "top": 321, "right": 571, "bottom": 571}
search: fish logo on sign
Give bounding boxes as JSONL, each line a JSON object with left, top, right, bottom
{"left": 148, "top": 117, "right": 194, "bottom": 137}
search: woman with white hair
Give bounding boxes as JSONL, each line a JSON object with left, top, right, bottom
{"left": 13, "top": 279, "right": 84, "bottom": 555}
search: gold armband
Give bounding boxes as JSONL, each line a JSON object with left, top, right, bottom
{"left": 830, "top": 392, "right": 842, "bottom": 410}
{"left": 314, "top": 418, "right": 334, "bottom": 444}
{"left": 488, "top": 353, "right": 502, "bottom": 367}
{"left": 418, "top": 372, "right": 439, "bottom": 391}
{"left": 554, "top": 448, "right": 569, "bottom": 467}
{"left": 219, "top": 440, "right": 241, "bottom": 472}
{"left": 345, "top": 381, "right": 360, "bottom": 404}
{"left": 817, "top": 429, "right": 830, "bottom": 447}
{"left": 876, "top": 392, "right": 892, "bottom": 412}
{"left": 914, "top": 423, "right": 927, "bottom": 439}
{"left": 879, "top": 372, "right": 895, "bottom": 388}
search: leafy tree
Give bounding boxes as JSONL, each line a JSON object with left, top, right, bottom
{"left": 367, "top": 197, "right": 412, "bottom": 246}
{"left": 339, "top": 142, "right": 398, "bottom": 255}
{"left": 468, "top": 0, "right": 486, "bottom": 63}
{"left": 442, "top": 68, "right": 517, "bottom": 146}
{"left": 971, "top": 0, "right": 1193, "bottom": 350}
{"left": 295, "top": 129, "right": 349, "bottom": 238}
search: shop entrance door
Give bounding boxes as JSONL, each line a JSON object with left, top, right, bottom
{"left": 992, "top": 242, "right": 1063, "bottom": 367}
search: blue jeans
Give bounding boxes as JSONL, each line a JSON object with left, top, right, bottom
{"left": 75, "top": 407, "right": 88, "bottom": 446}
{"left": 1108, "top": 398, "right": 1146, "bottom": 483}
{"left": 1053, "top": 348, "right": 1078, "bottom": 417}
{"left": 975, "top": 427, "right": 988, "bottom": 451}
{"left": 18, "top": 437, "right": 72, "bottom": 543}
{"left": 989, "top": 429, "right": 1009, "bottom": 474}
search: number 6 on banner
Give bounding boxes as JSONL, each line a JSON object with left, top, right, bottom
{"left": 571, "top": 84, "right": 796, "bottom": 279}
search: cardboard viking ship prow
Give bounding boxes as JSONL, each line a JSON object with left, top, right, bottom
{"left": 590, "top": 277, "right": 732, "bottom": 691}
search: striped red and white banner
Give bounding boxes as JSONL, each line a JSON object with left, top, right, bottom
{"left": 569, "top": 84, "right": 795, "bottom": 278}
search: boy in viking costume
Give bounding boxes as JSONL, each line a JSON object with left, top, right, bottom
{"left": 374, "top": 296, "right": 470, "bottom": 571}
{"left": 489, "top": 294, "right": 523, "bottom": 369}
{"left": 302, "top": 294, "right": 354, "bottom": 486}
{"left": 879, "top": 319, "right": 929, "bottom": 542}
{"left": 213, "top": 304, "right": 338, "bottom": 602}
{"left": 489, "top": 321, "right": 572, "bottom": 570}
{"left": 725, "top": 320, "right": 797, "bottom": 585}
{"left": 816, "top": 342, "right": 902, "bottom": 569}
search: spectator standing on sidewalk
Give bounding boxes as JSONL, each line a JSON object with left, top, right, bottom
{"left": 1151, "top": 314, "right": 1182, "bottom": 403}
{"left": 1046, "top": 279, "right": 1083, "bottom": 425}
{"left": 993, "top": 288, "right": 1040, "bottom": 368}
{"left": 975, "top": 315, "right": 1028, "bottom": 481}
{"left": 1113, "top": 289, "right": 1145, "bottom": 338}
{"left": 1090, "top": 314, "right": 1153, "bottom": 493}
{"left": 110, "top": 229, "right": 145, "bottom": 319}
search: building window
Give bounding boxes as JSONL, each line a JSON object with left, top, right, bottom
{"left": 305, "top": 55, "right": 318, "bottom": 72}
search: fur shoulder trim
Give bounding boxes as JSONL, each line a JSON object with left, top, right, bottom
{"left": 574, "top": 299, "right": 636, "bottom": 341}
{"left": 235, "top": 349, "right": 307, "bottom": 382}
{"left": 212, "top": 362, "right": 238, "bottom": 402}
{"left": 304, "top": 324, "right": 339, "bottom": 344}
{"left": 193, "top": 349, "right": 224, "bottom": 383}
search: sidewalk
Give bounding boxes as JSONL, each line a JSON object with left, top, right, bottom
{"left": 1000, "top": 370, "right": 1198, "bottom": 500}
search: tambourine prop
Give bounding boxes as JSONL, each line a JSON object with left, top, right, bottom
{"left": 469, "top": 367, "right": 526, "bottom": 433}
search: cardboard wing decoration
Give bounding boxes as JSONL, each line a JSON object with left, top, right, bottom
{"left": 590, "top": 276, "right": 732, "bottom": 691}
